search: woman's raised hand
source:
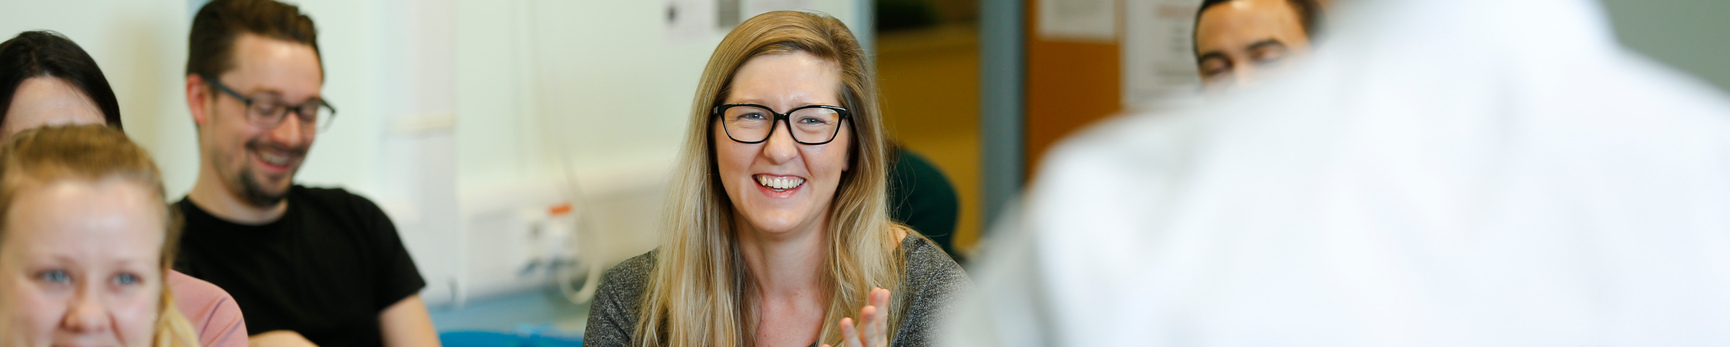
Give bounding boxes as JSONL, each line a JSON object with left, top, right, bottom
{"left": 823, "top": 287, "right": 892, "bottom": 347}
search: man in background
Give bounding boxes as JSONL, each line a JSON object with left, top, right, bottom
{"left": 1192, "top": 0, "right": 1321, "bottom": 93}
{"left": 173, "top": 0, "right": 441, "bottom": 346}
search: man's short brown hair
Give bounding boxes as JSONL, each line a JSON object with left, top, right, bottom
{"left": 185, "top": 0, "right": 321, "bottom": 80}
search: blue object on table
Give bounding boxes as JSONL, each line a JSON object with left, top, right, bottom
{"left": 440, "top": 331, "right": 581, "bottom": 347}
{"left": 430, "top": 288, "right": 589, "bottom": 346}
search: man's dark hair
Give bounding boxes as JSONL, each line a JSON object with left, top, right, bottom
{"left": 185, "top": 0, "right": 321, "bottom": 81}
{"left": 1195, "top": 0, "right": 1322, "bottom": 50}
{"left": 0, "top": 31, "right": 123, "bottom": 130}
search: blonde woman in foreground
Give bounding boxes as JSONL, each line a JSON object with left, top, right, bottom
{"left": 584, "top": 10, "right": 969, "bottom": 347}
{"left": 0, "top": 125, "right": 201, "bottom": 346}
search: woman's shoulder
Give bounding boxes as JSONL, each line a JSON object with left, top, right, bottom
{"left": 168, "top": 270, "right": 249, "bottom": 347}
{"left": 586, "top": 250, "right": 658, "bottom": 346}
{"left": 898, "top": 232, "right": 969, "bottom": 293}
{"left": 889, "top": 231, "right": 971, "bottom": 346}
{"left": 593, "top": 250, "right": 659, "bottom": 315}
{"left": 599, "top": 250, "right": 658, "bottom": 295}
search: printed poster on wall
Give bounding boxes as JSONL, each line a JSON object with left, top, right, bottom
{"left": 1038, "top": 0, "right": 1118, "bottom": 42}
{"left": 664, "top": 0, "right": 718, "bottom": 43}
{"left": 1123, "top": 0, "right": 1203, "bottom": 108}
{"left": 744, "top": 0, "right": 815, "bottom": 19}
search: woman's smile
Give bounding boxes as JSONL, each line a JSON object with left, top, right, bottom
{"left": 754, "top": 173, "right": 806, "bottom": 198}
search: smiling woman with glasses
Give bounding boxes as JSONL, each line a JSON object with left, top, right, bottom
{"left": 584, "top": 10, "right": 970, "bottom": 347}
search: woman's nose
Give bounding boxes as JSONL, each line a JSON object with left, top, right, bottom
{"left": 762, "top": 121, "right": 800, "bottom": 163}
{"left": 59, "top": 289, "right": 112, "bottom": 334}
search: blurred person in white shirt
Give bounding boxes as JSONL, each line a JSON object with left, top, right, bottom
{"left": 946, "top": 0, "right": 1730, "bottom": 345}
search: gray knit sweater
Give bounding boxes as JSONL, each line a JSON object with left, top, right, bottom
{"left": 583, "top": 236, "right": 970, "bottom": 347}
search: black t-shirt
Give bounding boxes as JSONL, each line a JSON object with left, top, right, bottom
{"left": 173, "top": 186, "right": 426, "bottom": 347}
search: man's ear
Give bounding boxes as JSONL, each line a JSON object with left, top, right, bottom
{"left": 186, "top": 74, "right": 211, "bottom": 128}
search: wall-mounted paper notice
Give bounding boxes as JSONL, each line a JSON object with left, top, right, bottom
{"left": 744, "top": 0, "right": 814, "bottom": 19}
{"left": 1123, "top": 0, "right": 1202, "bottom": 108}
{"left": 1037, "top": 0, "right": 1117, "bottom": 42}
{"left": 719, "top": 0, "right": 742, "bottom": 28}
{"left": 665, "top": 0, "right": 717, "bottom": 43}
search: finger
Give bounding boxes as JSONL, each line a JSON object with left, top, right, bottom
{"left": 869, "top": 288, "right": 891, "bottom": 329}
{"left": 876, "top": 288, "right": 892, "bottom": 312}
{"left": 872, "top": 288, "right": 893, "bottom": 346}
{"left": 840, "top": 317, "right": 865, "bottom": 347}
{"left": 859, "top": 304, "right": 875, "bottom": 332}
{"left": 860, "top": 305, "right": 883, "bottom": 346}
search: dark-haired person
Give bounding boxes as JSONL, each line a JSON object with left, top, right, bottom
{"left": 171, "top": 0, "right": 439, "bottom": 346}
{"left": 0, "top": 30, "right": 251, "bottom": 347}
{"left": 1193, "top": 0, "right": 1320, "bottom": 93}
{"left": 888, "top": 145, "right": 963, "bottom": 264}
{"left": 0, "top": 31, "right": 121, "bottom": 137}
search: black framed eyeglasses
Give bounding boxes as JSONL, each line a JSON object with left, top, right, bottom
{"left": 712, "top": 104, "right": 851, "bottom": 145}
{"left": 204, "top": 75, "right": 338, "bottom": 132}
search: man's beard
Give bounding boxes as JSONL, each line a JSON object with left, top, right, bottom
{"left": 237, "top": 164, "right": 289, "bottom": 208}
{"left": 231, "top": 139, "right": 307, "bottom": 208}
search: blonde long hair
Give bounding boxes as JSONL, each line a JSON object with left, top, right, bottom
{"left": 634, "top": 10, "right": 909, "bottom": 347}
{"left": 0, "top": 125, "right": 200, "bottom": 347}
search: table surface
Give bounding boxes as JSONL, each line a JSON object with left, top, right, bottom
{"left": 429, "top": 287, "right": 591, "bottom": 338}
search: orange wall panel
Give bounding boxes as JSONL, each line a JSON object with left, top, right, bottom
{"left": 1023, "top": 0, "right": 1122, "bottom": 180}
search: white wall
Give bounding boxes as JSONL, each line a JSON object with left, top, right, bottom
{"left": 455, "top": 0, "right": 862, "bottom": 192}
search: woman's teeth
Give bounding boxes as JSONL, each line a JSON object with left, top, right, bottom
{"left": 756, "top": 175, "right": 804, "bottom": 190}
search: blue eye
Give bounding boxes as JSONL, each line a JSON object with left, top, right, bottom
{"left": 737, "top": 112, "right": 766, "bottom": 120}
{"left": 114, "top": 273, "right": 141, "bottom": 286}
{"left": 35, "top": 270, "right": 70, "bottom": 284}
{"left": 797, "top": 117, "right": 828, "bottom": 125}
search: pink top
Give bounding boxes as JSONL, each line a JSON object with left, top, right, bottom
{"left": 169, "top": 270, "right": 249, "bottom": 347}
